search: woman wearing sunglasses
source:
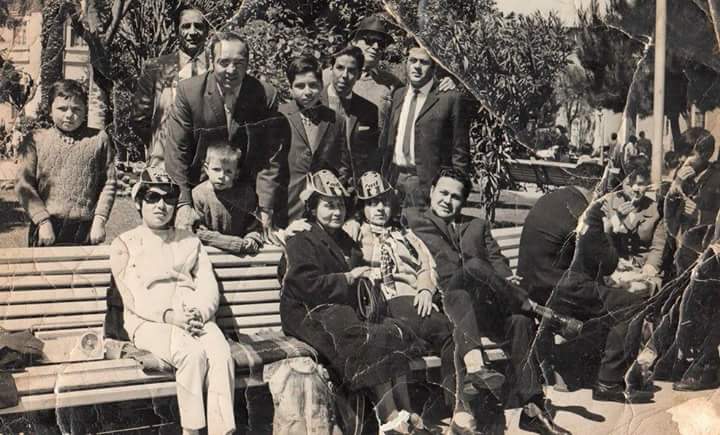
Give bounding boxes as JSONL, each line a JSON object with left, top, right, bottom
{"left": 109, "top": 167, "right": 235, "bottom": 435}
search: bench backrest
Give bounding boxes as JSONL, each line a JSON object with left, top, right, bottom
{"left": 0, "top": 227, "right": 522, "bottom": 337}
{"left": 508, "top": 158, "right": 577, "bottom": 188}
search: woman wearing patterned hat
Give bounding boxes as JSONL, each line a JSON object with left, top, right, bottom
{"left": 344, "top": 171, "right": 506, "bottom": 433}
{"left": 279, "top": 169, "right": 421, "bottom": 434}
{"left": 110, "top": 166, "right": 235, "bottom": 435}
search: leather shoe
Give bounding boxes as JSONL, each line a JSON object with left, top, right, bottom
{"left": 673, "top": 365, "right": 720, "bottom": 391}
{"left": 464, "top": 367, "right": 505, "bottom": 395}
{"left": 519, "top": 404, "right": 571, "bottom": 435}
{"left": 625, "top": 361, "right": 653, "bottom": 392}
{"left": 593, "top": 381, "right": 653, "bottom": 403}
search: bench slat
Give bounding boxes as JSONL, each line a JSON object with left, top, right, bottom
{"left": 217, "top": 314, "right": 281, "bottom": 329}
{"left": 216, "top": 303, "right": 280, "bottom": 318}
{"left": 0, "top": 300, "right": 107, "bottom": 318}
{"left": 0, "top": 274, "right": 110, "bottom": 291}
{"left": 0, "top": 259, "right": 110, "bottom": 277}
{"left": 211, "top": 253, "right": 282, "bottom": 267}
{"left": 222, "top": 290, "right": 279, "bottom": 304}
{"left": 215, "top": 267, "right": 278, "bottom": 280}
{"left": 0, "top": 287, "right": 108, "bottom": 304}
{"left": 1, "top": 313, "right": 105, "bottom": 332}
{"left": 220, "top": 279, "right": 280, "bottom": 292}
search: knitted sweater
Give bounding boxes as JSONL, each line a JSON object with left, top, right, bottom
{"left": 110, "top": 226, "right": 219, "bottom": 340}
{"left": 15, "top": 127, "right": 116, "bottom": 224}
{"left": 192, "top": 180, "right": 261, "bottom": 254}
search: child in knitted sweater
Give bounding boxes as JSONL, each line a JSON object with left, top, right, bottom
{"left": 15, "top": 79, "right": 116, "bottom": 246}
{"left": 192, "top": 144, "right": 265, "bottom": 255}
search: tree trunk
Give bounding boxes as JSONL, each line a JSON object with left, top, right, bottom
{"left": 668, "top": 112, "right": 682, "bottom": 150}
{"left": 40, "top": 0, "right": 70, "bottom": 119}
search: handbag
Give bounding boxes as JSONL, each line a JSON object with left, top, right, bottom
{"left": 356, "top": 277, "right": 387, "bottom": 323}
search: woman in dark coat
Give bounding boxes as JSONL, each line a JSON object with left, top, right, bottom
{"left": 279, "top": 169, "right": 420, "bottom": 435}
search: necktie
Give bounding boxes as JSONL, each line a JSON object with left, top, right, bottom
{"left": 402, "top": 89, "right": 420, "bottom": 163}
{"left": 191, "top": 58, "right": 198, "bottom": 77}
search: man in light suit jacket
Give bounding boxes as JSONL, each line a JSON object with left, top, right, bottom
{"left": 275, "top": 55, "right": 352, "bottom": 226}
{"left": 165, "top": 31, "right": 282, "bottom": 233}
{"left": 321, "top": 46, "right": 380, "bottom": 179}
{"left": 380, "top": 44, "right": 470, "bottom": 210}
{"left": 132, "top": 5, "right": 210, "bottom": 165}
{"left": 406, "top": 168, "right": 570, "bottom": 435}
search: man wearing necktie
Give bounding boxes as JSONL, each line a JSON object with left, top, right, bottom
{"left": 380, "top": 44, "right": 470, "bottom": 211}
{"left": 405, "top": 168, "right": 570, "bottom": 435}
{"left": 321, "top": 46, "right": 380, "bottom": 180}
{"left": 132, "top": 5, "right": 210, "bottom": 166}
{"left": 165, "top": 32, "right": 281, "bottom": 237}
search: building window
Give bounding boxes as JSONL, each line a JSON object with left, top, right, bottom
{"left": 12, "top": 21, "right": 27, "bottom": 46}
{"left": 68, "top": 26, "right": 86, "bottom": 47}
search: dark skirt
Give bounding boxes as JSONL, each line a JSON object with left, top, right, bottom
{"left": 28, "top": 216, "right": 93, "bottom": 247}
{"left": 280, "top": 298, "right": 418, "bottom": 391}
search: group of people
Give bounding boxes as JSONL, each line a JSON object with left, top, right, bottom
{"left": 11, "top": 5, "right": 720, "bottom": 435}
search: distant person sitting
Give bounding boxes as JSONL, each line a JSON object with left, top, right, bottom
{"left": 603, "top": 158, "right": 666, "bottom": 292}
{"left": 664, "top": 128, "right": 720, "bottom": 240}
{"left": 192, "top": 144, "right": 264, "bottom": 255}
{"left": 16, "top": 79, "right": 116, "bottom": 247}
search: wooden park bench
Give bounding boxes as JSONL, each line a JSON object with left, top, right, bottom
{"left": 507, "top": 158, "right": 578, "bottom": 190}
{"left": 0, "top": 226, "right": 523, "bottom": 421}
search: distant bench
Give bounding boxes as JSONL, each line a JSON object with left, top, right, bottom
{"left": 0, "top": 226, "right": 523, "bottom": 418}
{"left": 507, "top": 158, "right": 582, "bottom": 190}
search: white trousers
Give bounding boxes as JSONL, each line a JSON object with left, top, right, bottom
{"left": 133, "top": 321, "right": 235, "bottom": 434}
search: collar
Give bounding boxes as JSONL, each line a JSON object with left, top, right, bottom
{"left": 409, "top": 78, "right": 434, "bottom": 97}
{"left": 216, "top": 77, "right": 243, "bottom": 101}
{"left": 179, "top": 50, "right": 207, "bottom": 68}
{"left": 327, "top": 84, "right": 352, "bottom": 101}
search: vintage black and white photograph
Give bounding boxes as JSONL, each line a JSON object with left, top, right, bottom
{"left": 0, "top": 0, "right": 719, "bottom": 433}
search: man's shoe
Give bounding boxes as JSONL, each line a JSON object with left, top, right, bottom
{"left": 592, "top": 381, "right": 626, "bottom": 403}
{"left": 673, "top": 366, "right": 720, "bottom": 391}
{"left": 464, "top": 367, "right": 505, "bottom": 395}
{"left": 519, "top": 404, "right": 571, "bottom": 435}
{"left": 625, "top": 361, "right": 653, "bottom": 392}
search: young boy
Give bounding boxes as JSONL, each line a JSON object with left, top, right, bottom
{"left": 276, "top": 54, "right": 352, "bottom": 227}
{"left": 192, "top": 144, "right": 264, "bottom": 255}
{"left": 16, "top": 79, "right": 116, "bottom": 246}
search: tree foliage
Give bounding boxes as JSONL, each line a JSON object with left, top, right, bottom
{"left": 576, "top": 0, "right": 720, "bottom": 142}
{"left": 383, "top": 0, "right": 573, "bottom": 218}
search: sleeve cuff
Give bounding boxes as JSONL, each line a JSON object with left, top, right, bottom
{"left": 31, "top": 210, "right": 51, "bottom": 225}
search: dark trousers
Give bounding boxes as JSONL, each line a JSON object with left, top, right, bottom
{"left": 28, "top": 216, "right": 92, "bottom": 247}
{"left": 395, "top": 171, "right": 429, "bottom": 211}
{"left": 445, "top": 259, "right": 542, "bottom": 405}
{"left": 675, "top": 250, "right": 720, "bottom": 368}
{"left": 546, "top": 277, "right": 646, "bottom": 384}
{"left": 386, "top": 291, "right": 486, "bottom": 405}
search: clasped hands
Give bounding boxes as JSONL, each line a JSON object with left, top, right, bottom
{"left": 165, "top": 304, "right": 206, "bottom": 337}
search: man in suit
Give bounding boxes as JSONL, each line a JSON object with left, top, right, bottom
{"left": 517, "top": 161, "right": 603, "bottom": 305}
{"left": 321, "top": 46, "right": 380, "bottom": 178}
{"left": 380, "top": 44, "right": 470, "bottom": 210}
{"left": 165, "top": 31, "right": 282, "bottom": 234}
{"left": 132, "top": 5, "right": 210, "bottom": 165}
{"left": 406, "top": 168, "right": 570, "bottom": 435}
{"left": 276, "top": 55, "right": 352, "bottom": 226}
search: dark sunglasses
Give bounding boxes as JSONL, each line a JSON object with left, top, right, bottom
{"left": 359, "top": 34, "right": 387, "bottom": 48}
{"left": 144, "top": 190, "right": 179, "bottom": 206}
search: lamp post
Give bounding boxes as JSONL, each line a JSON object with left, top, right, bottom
{"left": 652, "top": 0, "right": 667, "bottom": 182}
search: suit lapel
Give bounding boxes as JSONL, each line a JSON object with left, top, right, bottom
{"left": 204, "top": 74, "right": 226, "bottom": 130}
{"left": 311, "top": 113, "right": 330, "bottom": 154}
{"left": 390, "top": 87, "right": 406, "bottom": 135}
{"left": 424, "top": 208, "right": 458, "bottom": 252}
{"left": 286, "top": 101, "right": 310, "bottom": 146}
{"left": 415, "top": 84, "right": 440, "bottom": 122}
